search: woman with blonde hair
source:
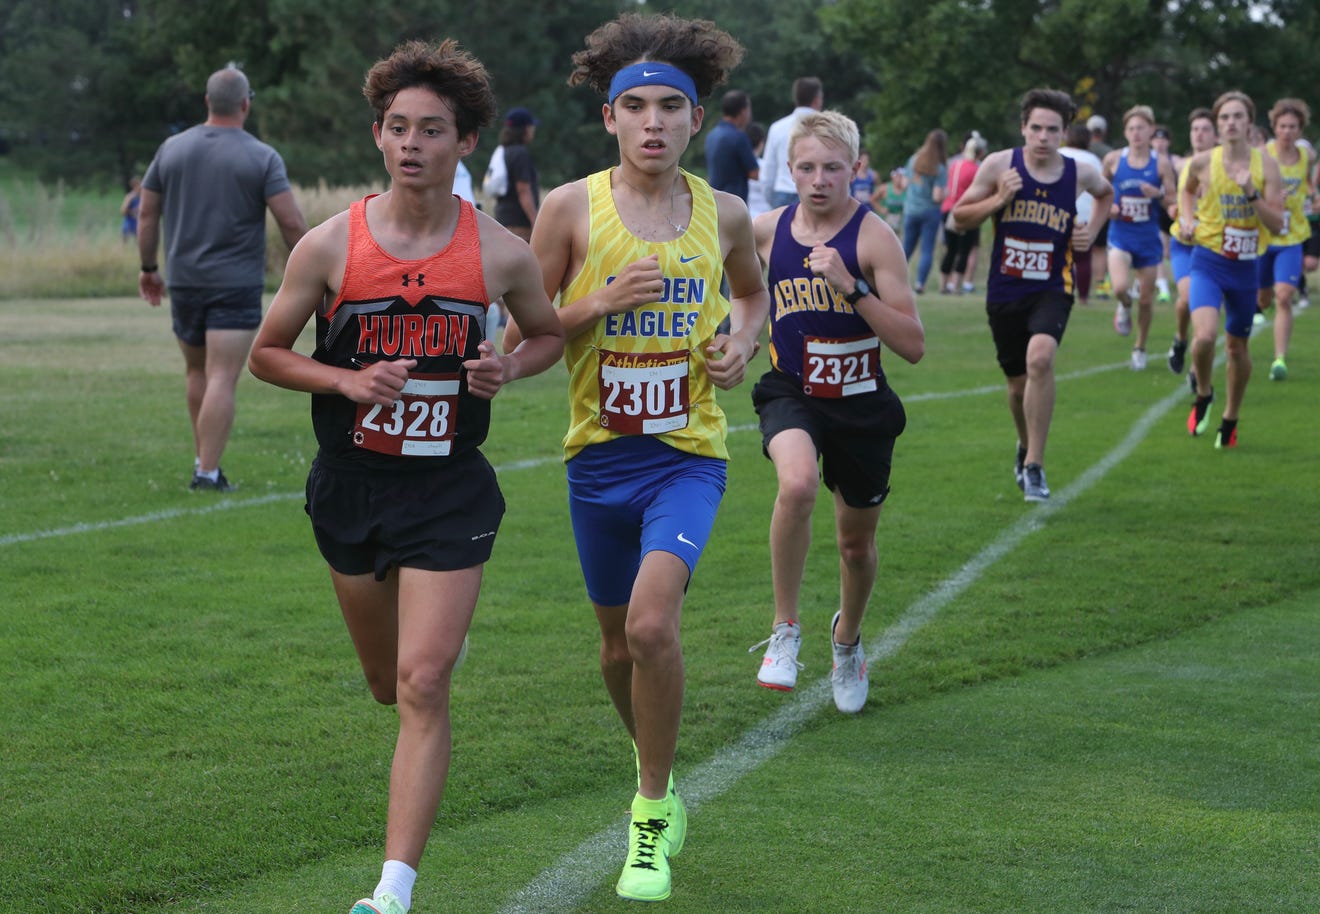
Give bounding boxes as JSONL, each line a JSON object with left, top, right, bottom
{"left": 902, "top": 128, "right": 947, "bottom": 292}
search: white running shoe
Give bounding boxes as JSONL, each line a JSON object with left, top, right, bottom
{"left": 829, "top": 612, "right": 868, "bottom": 713}
{"left": 1129, "top": 349, "right": 1147, "bottom": 371}
{"left": 1113, "top": 303, "right": 1132, "bottom": 336}
{"left": 750, "top": 620, "right": 803, "bottom": 691}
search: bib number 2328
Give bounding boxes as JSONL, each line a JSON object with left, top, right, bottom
{"left": 598, "top": 349, "right": 690, "bottom": 435}
{"left": 354, "top": 373, "right": 459, "bottom": 456}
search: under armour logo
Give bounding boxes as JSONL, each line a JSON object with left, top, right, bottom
{"left": 402, "top": 273, "right": 425, "bottom": 287}
{"left": 1035, "top": 188, "right": 1049, "bottom": 198}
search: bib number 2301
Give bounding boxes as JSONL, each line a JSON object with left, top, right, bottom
{"left": 598, "top": 349, "right": 690, "bottom": 435}
{"left": 354, "top": 373, "right": 459, "bottom": 456}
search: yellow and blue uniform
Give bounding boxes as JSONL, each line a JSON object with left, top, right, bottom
{"left": 1257, "top": 140, "right": 1309, "bottom": 290}
{"left": 1190, "top": 146, "right": 1266, "bottom": 338}
{"left": 1170, "top": 158, "right": 1197, "bottom": 282}
{"left": 562, "top": 168, "right": 731, "bottom": 605}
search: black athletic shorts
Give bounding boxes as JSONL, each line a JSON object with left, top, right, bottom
{"left": 169, "top": 286, "right": 263, "bottom": 346}
{"left": 1303, "top": 225, "right": 1320, "bottom": 260}
{"left": 305, "top": 449, "right": 505, "bottom": 580}
{"left": 752, "top": 368, "right": 906, "bottom": 509}
{"left": 986, "top": 289, "right": 1074, "bottom": 377}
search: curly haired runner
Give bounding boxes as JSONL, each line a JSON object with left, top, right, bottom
{"left": 504, "top": 12, "right": 769, "bottom": 903}
{"left": 249, "top": 39, "right": 563, "bottom": 914}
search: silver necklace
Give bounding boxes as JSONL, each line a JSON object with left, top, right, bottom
{"left": 621, "top": 173, "right": 686, "bottom": 235}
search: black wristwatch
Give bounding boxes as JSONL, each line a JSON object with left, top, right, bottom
{"left": 141, "top": 264, "right": 158, "bottom": 273}
{"left": 1246, "top": 189, "right": 1260, "bottom": 202}
{"left": 844, "top": 277, "right": 872, "bottom": 305}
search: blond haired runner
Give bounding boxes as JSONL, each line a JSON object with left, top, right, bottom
{"left": 749, "top": 110, "right": 924, "bottom": 712}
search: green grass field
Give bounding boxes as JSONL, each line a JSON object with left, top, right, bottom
{"left": 3, "top": 290, "right": 1318, "bottom": 913}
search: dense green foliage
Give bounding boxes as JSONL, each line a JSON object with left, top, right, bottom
{"left": 3, "top": 1, "right": 1317, "bottom": 192}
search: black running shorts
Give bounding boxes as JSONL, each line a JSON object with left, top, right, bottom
{"left": 986, "top": 289, "right": 1074, "bottom": 377}
{"left": 752, "top": 369, "right": 906, "bottom": 509}
{"left": 305, "top": 449, "right": 505, "bottom": 580}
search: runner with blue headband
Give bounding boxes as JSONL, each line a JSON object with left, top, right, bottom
{"left": 608, "top": 61, "right": 699, "bottom": 108}
{"left": 502, "top": 12, "right": 769, "bottom": 905}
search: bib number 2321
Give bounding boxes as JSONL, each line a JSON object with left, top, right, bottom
{"left": 803, "top": 335, "right": 878, "bottom": 398}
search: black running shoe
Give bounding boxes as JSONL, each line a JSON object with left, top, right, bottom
{"left": 1014, "top": 442, "right": 1028, "bottom": 491}
{"left": 1167, "top": 338, "right": 1187, "bottom": 375}
{"left": 190, "top": 469, "right": 236, "bottom": 492}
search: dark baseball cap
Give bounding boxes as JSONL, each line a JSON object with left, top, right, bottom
{"left": 505, "top": 106, "right": 539, "bottom": 127}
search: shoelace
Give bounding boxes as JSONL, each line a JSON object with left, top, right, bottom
{"left": 747, "top": 629, "right": 805, "bottom": 671}
{"left": 628, "top": 818, "right": 668, "bottom": 870}
{"left": 831, "top": 644, "right": 864, "bottom": 683}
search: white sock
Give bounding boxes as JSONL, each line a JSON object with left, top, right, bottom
{"left": 194, "top": 456, "right": 201, "bottom": 471}
{"left": 375, "top": 859, "right": 417, "bottom": 911}
{"left": 1156, "top": 277, "right": 1169, "bottom": 294}
{"left": 197, "top": 468, "right": 219, "bottom": 482}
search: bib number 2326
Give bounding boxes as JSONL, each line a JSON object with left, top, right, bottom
{"left": 354, "top": 373, "right": 459, "bottom": 456}
{"left": 598, "top": 349, "right": 690, "bottom": 435}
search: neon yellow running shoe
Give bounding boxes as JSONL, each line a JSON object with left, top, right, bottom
{"left": 631, "top": 741, "right": 684, "bottom": 857}
{"left": 1270, "top": 358, "right": 1287, "bottom": 381}
{"left": 349, "top": 894, "right": 405, "bottom": 914}
{"left": 617, "top": 794, "right": 672, "bottom": 902}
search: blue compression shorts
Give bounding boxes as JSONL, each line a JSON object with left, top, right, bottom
{"left": 1257, "top": 243, "right": 1303, "bottom": 290}
{"left": 566, "top": 435, "right": 727, "bottom": 607}
{"left": 1169, "top": 238, "right": 1194, "bottom": 283}
{"left": 1189, "top": 246, "right": 1258, "bottom": 339}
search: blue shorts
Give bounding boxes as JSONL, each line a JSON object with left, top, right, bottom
{"left": 566, "top": 436, "right": 727, "bottom": 607}
{"left": 1107, "top": 224, "right": 1165, "bottom": 270}
{"left": 1189, "top": 247, "right": 1257, "bottom": 339}
{"left": 1257, "top": 243, "right": 1303, "bottom": 290}
{"left": 1170, "top": 238, "right": 1194, "bottom": 283}
{"left": 169, "top": 286, "right": 264, "bottom": 347}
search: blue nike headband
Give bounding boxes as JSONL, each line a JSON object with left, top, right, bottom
{"left": 608, "top": 62, "right": 698, "bottom": 108}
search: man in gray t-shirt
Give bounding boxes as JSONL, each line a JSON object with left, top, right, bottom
{"left": 138, "top": 66, "right": 307, "bottom": 492}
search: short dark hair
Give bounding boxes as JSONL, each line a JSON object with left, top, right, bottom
{"left": 1065, "top": 122, "right": 1091, "bottom": 149}
{"left": 569, "top": 13, "right": 744, "bottom": 103}
{"left": 1187, "top": 107, "right": 1214, "bottom": 126}
{"left": 363, "top": 39, "right": 497, "bottom": 137}
{"left": 1019, "top": 88, "right": 1077, "bottom": 126}
{"left": 792, "top": 77, "right": 822, "bottom": 108}
{"left": 721, "top": 89, "right": 750, "bottom": 119}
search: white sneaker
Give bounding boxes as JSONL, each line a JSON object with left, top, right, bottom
{"left": 1129, "top": 349, "right": 1147, "bottom": 371}
{"left": 751, "top": 620, "right": 803, "bottom": 691}
{"left": 1113, "top": 303, "right": 1132, "bottom": 336}
{"left": 829, "top": 612, "right": 868, "bottom": 713}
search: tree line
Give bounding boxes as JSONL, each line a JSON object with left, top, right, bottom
{"left": 2, "top": 0, "right": 1316, "bottom": 193}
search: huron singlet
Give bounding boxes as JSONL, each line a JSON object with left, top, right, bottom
{"left": 311, "top": 195, "right": 491, "bottom": 468}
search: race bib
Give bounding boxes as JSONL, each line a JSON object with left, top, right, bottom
{"left": 1222, "top": 226, "right": 1259, "bottom": 261}
{"left": 353, "top": 373, "right": 459, "bottom": 456}
{"left": 802, "top": 335, "right": 878, "bottom": 398}
{"left": 598, "top": 349, "right": 690, "bottom": 435}
{"left": 1119, "top": 195, "right": 1151, "bottom": 223}
{"left": 1001, "top": 236, "right": 1053, "bottom": 280}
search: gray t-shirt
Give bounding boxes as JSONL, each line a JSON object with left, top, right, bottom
{"left": 142, "top": 124, "right": 291, "bottom": 287}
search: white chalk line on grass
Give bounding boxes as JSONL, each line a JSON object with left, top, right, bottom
{"left": 493, "top": 372, "right": 1198, "bottom": 914}
{"left": 0, "top": 363, "right": 1126, "bottom": 550}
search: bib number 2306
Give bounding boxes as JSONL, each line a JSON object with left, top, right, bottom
{"left": 354, "top": 373, "right": 459, "bottom": 456}
{"left": 598, "top": 349, "right": 690, "bottom": 435}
